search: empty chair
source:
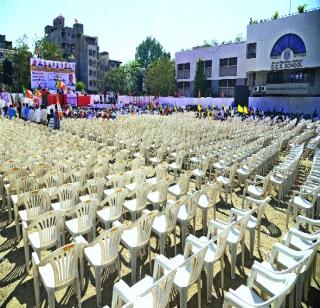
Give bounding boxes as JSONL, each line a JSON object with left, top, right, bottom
{"left": 192, "top": 158, "right": 209, "bottom": 190}
{"left": 65, "top": 200, "right": 97, "bottom": 242}
{"left": 43, "top": 171, "right": 64, "bottom": 200}
{"left": 223, "top": 264, "right": 296, "bottom": 308}
{"left": 168, "top": 150, "right": 187, "bottom": 180}
{"left": 185, "top": 220, "right": 232, "bottom": 302}
{"left": 97, "top": 188, "right": 127, "bottom": 229}
{"left": 32, "top": 243, "right": 82, "bottom": 308}
{"left": 146, "top": 163, "right": 168, "bottom": 186}
{"left": 177, "top": 192, "right": 201, "bottom": 248}
{"left": 231, "top": 196, "right": 270, "bottom": 258}
{"left": 211, "top": 208, "right": 256, "bottom": 279}
{"left": 125, "top": 168, "right": 147, "bottom": 193}
{"left": 111, "top": 256, "right": 176, "bottom": 308}
{"left": 15, "top": 189, "right": 51, "bottom": 239}
{"left": 120, "top": 210, "right": 158, "bottom": 284}
{"left": 79, "top": 178, "right": 105, "bottom": 203}
{"left": 51, "top": 184, "right": 78, "bottom": 212}
{"left": 197, "top": 182, "right": 221, "bottom": 234}
{"left": 286, "top": 184, "right": 320, "bottom": 227}
{"left": 217, "top": 163, "right": 238, "bottom": 205}
{"left": 155, "top": 243, "right": 208, "bottom": 308}
{"left": 147, "top": 178, "right": 171, "bottom": 210}
{"left": 149, "top": 147, "right": 165, "bottom": 166}
{"left": 23, "top": 210, "right": 62, "bottom": 272}
{"left": 84, "top": 225, "right": 124, "bottom": 307}
{"left": 168, "top": 171, "right": 191, "bottom": 200}
{"left": 124, "top": 183, "right": 152, "bottom": 221}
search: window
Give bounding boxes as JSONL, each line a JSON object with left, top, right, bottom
{"left": 89, "top": 80, "right": 93, "bottom": 86}
{"left": 177, "top": 81, "right": 190, "bottom": 96}
{"left": 219, "top": 57, "right": 237, "bottom": 77}
{"left": 246, "top": 43, "right": 256, "bottom": 59}
{"left": 218, "top": 79, "right": 236, "bottom": 97}
{"left": 204, "top": 60, "right": 212, "bottom": 78}
{"left": 177, "top": 62, "right": 190, "bottom": 79}
{"left": 89, "top": 69, "right": 92, "bottom": 76}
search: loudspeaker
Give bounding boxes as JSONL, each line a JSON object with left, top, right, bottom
{"left": 234, "top": 85, "right": 250, "bottom": 106}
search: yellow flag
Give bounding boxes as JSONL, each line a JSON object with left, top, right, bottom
{"left": 237, "top": 105, "right": 243, "bottom": 113}
{"left": 244, "top": 106, "right": 248, "bottom": 114}
{"left": 197, "top": 104, "right": 202, "bottom": 112}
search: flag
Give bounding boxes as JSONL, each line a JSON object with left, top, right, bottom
{"left": 159, "top": 103, "right": 163, "bottom": 111}
{"left": 244, "top": 106, "right": 248, "bottom": 114}
{"left": 197, "top": 104, "right": 202, "bottom": 112}
{"left": 237, "top": 105, "right": 243, "bottom": 113}
{"left": 174, "top": 104, "right": 177, "bottom": 112}
{"left": 198, "top": 89, "right": 201, "bottom": 98}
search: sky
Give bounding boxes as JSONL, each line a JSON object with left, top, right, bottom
{"left": 0, "top": 0, "right": 319, "bottom": 63}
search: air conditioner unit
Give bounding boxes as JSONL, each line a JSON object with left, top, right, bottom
{"left": 253, "top": 86, "right": 260, "bottom": 93}
{"left": 261, "top": 85, "right": 267, "bottom": 92}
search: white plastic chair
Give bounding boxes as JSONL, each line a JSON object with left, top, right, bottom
{"left": 155, "top": 243, "right": 208, "bottom": 308}
{"left": 168, "top": 171, "right": 191, "bottom": 200}
{"left": 84, "top": 225, "right": 124, "bottom": 307}
{"left": 124, "top": 183, "right": 152, "bottom": 221}
{"left": 147, "top": 178, "right": 171, "bottom": 210}
{"left": 111, "top": 255, "right": 176, "bottom": 308}
{"left": 120, "top": 210, "right": 158, "bottom": 284}
{"left": 32, "top": 243, "right": 82, "bottom": 308}
{"left": 217, "top": 163, "right": 238, "bottom": 205}
{"left": 23, "top": 210, "right": 62, "bottom": 272}
{"left": 168, "top": 150, "right": 187, "bottom": 180}
{"left": 79, "top": 178, "right": 105, "bottom": 203}
{"left": 51, "top": 184, "right": 79, "bottom": 212}
{"left": 223, "top": 264, "right": 296, "bottom": 308}
{"left": 97, "top": 188, "right": 127, "bottom": 229}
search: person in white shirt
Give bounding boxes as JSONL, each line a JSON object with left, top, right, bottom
{"left": 28, "top": 107, "right": 35, "bottom": 122}
{"left": 34, "top": 106, "right": 41, "bottom": 123}
{"left": 40, "top": 106, "right": 47, "bottom": 125}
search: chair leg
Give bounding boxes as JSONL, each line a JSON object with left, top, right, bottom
{"left": 23, "top": 228, "right": 30, "bottom": 272}
{"left": 131, "top": 250, "right": 137, "bottom": 284}
{"left": 173, "top": 228, "right": 177, "bottom": 256}
{"left": 181, "top": 222, "right": 186, "bottom": 249}
{"left": 241, "top": 240, "right": 245, "bottom": 268}
{"left": 295, "top": 272, "right": 304, "bottom": 308}
{"left": 15, "top": 214, "right": 20, "bottom": 240}
{"left": 286, "top": 203, "right": 291, "bottom": 227}
{"left": 117, "top": 256, "right": 121, "bottom": 281}
{"left": 33, "top": 265, "right": 40, "bottom": 308}
{"left": 159, "top": 234, "right": 165, "bottom": 255}
{"left": 95, "top": 267, "right": 102, "bottom": 308}
{"left": 230, "top": 244, "right": 237, "bottom": 279}
{"left": 179, "top": 287, "right": 187, "bottom": 308}
{"left": 197, "top": 279, "right": 201, "bottom": 307}
{"left": 76, "top": 273, "right": 82, "bottom": 308}
{"left": 206, "top": 263, "right": 213, "bottom": 303}
{"left": 48, "top": 289, "right": 55, "bottom": 308}
{"left": 148, "top": 244, "right": 152, "bottom": 274}
{"left": 249, "top": 229, "right": 255, "bottom": 258}
{"left": 202, "top": 209, "right": 208, "bottom": 235}
{"left": 220, "top": 257, "right": 225, "bottom": 290}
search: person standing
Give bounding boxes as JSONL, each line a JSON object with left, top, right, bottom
{"left": 28, "top": 107, "right": 35, "bottom": 122}
{"left": 24, "top": 104, "right": 30, "bottom": 120}
{"left": 48, "top": 109, "right": 55, "bottom": 129}
{"left": 40, "top": 106, "right": 47, "bottom": 125}
{"left": 8, "top": 105, "right": 16, "bottom": 119}
{"left": 54, "top": 104, "right": 60, "bottom": 129}
{"left": 34, "top": 106, "right": 41, "bottom": 124}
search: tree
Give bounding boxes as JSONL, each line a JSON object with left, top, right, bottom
{"left": 123, "top": 60, "right": 144, "bottom": 95}
{"left": 103, "top": 66, "right": 128, "bottom": 94}
{"left": 144, "top": 58, "right": 176, "bottom": 96}
{"left": 297, "top": 4, "right": 307, "bottom": 13}
{"left": 76, "top": 81, "right": 85, "bottom": 92}
{"left": 2, "top": 59, "right": 13, "bottom": 87}
{"left": 272, "top": 10, "right": 279, "bottom": 19}
{"left": 193, "top": 60, "right": 206, "bottom": 97}
{"left": 135, "top": 36, "right": 170, "bottom": 69}
{"left": 7, "top": 35, "right": 32, "bottom": 92}
{"left": 234, "top": 34, "right": 243, "bottom": 43}
{"left": 34, "top": 37, "right": 64, "bottom": 60}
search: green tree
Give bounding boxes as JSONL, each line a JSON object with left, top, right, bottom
{"left": 272, "top": 10, "right": 279, "bottom": 19}
{"left": 297, "top": 4, "right": 307, "bottom": 13}
{"left": 7, "top": 35, "right": 32, "bottom": 92}
{"left": 144, "top": 58, "right": 176, "bottom": 96}
{"left": 103, "top": 66, "right": 128, "bottom": 94}
{"left": 34, "top": 37, "right": 64, "bottom": 60}
{"left": 123, "top": 60, "right": 143, "bottom": 95}
{"left": 76, "top": 81, "right": 85, "bottom": 92}
{"left": 234, "top": 34, "right": 243, "bottom": 43}
{"left": 193, "top": 60, "right": 206, "bottom": 97}
{"left": 135, "top": 36, "right": 170, "bottom": 69}
{"left": 2, "top": 59, "right": 13, "bottom": 87}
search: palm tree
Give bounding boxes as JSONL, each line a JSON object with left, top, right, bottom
{"left": 297, "top": 4, "right": 307, "bottom": 13}
{"left": 272, "top": 10, "right": 279, "bottom": 19}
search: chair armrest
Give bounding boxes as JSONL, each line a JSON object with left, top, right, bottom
{"left": 231, "top": 207, "right": 247, "bottom": 218}
{"left": 32, "top": 252, "right": 40, "bottom": 267}
{"left": 153, "top": 254, "right": 172, "bottom": 272}
{"left": 290, "top": 190, "right": 310, "bottom": 197}
{"left": 224, "top": 290, "right": 253, "bottom": 307}
{"left": 153, "top": 255, "right": 173, "bottom": 279}
{"left": 207, "top": 219, "right": 229, "bottom": 234}
{"left": 270, "top": 243, "right": 305, "bottom": 263}
{"left": 185, "top": 234, "right": 207, "bottom": 251}
{"left": 296, "top": 215, "right": 320, "bottom": 227}
{"left": 112, "top": 220, "right": 123, "bottom": 228}
{"left": 113, "top": 279, "right": 135, "bottom": 303}
{"left": 285, "top": 228, "right": 318, "bottom": 245}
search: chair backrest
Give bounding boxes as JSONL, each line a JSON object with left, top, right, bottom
{"left": 42, "top": 243, "right": 79, "bottom": 289}
{"left": 18, "top": 189, "right": 51, "bottom": 220}
{"left": 44, "top": 171, "right": 64, "bottom": 189}
{"left": 163, "top": 201, "right": 181, "bottom": 232}
{"left": 185, "top": 191, "right": 201, "bottom": 220}
{"left": 229, "top": 163, "right": 238, "bottom": 182}
{"left": 15, "top": 176, "right": 38, "bottom": 195}
{"left": 132, "top": 157, "right": 145, "bottom": 170}
{"left": 155, "top": 164, "right": 167, "bottom": 181}
{"left": 179, "top": 172, "right": 191, "bottom": 195}
{"left": 86, "top": 178, "right": 105, "bottom": 201}
{"left": 86, "top": 225, "right": 124, "bottom": 267}
{"left": 134, "top": 211, "right": 158, "bottom": 248}
{"left": 206, "top": 181, "right": 221, "bottom": 207}
{"left": 5, "top": 167, "right": 28, "bottom": 184}
{"left": 155, "top": 178, "right": 171, "bottom": 203}
{"left": 184, "top": 245, "right": 208, "bottom": 286}
{"left": 66, "top": 200, "right": 97, "bottom": 232}
{"left": 255, "top": 196, "right": 270, "bottom": 226}
{"left": 310, "top": 184, "right": 320, "bottom": 205}
{"left": 133, "top": 168, "right": 147, "bottom": 185}
{"left": 199, "top": 158, "right": 209, "bottom": 173}
{"left": 235, "top": 208, "right": 256, "bottom": 242}
{"left": 135, "top": 183, "right": 152, "bottom": 211}
{"left": 262, "top": 172, "right": 272, "bottom": 194}
{"left": 28, "top": 210, "right": 61, "bottom": 248}
{"left": 111, "top": 173, "right": 129, "bottom": 188}
{"left": 57, "top": 184, "right": 78, "bottom": 210}
{"left": 103, "top": 188, "right": 127, "bottom": 221}
{"left": 176, "top": 151, "right": 187, "bottom": 168}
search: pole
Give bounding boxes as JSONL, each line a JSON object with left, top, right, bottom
{"left": 289, "top": 0, "right": 291, "bottom": 13}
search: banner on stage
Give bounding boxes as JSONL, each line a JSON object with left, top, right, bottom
{"left": 30, "top": 58, "right": 76, "bottom": 91}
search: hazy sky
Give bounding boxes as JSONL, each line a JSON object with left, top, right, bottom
{"left": 1, "top": 0, "right": 319, "bottom": 63}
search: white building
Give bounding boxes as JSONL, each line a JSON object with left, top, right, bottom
{"left": 175, "top": 8, "right": 320, "bottom": 97}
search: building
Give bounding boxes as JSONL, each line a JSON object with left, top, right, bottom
{"left": 175, "top": 42, "right": 246, "bottom": 97}
{"left": 0, "top": 34, "right": 13, "bottom": 62}
{"left": 246, "top": 9, "right": 320, "bottom": 96}
{"left": 175, "top": 8, "right": 320, "bottom": 97}
{"left": 44, "top": 15, "right": 99, "bottom": 93}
